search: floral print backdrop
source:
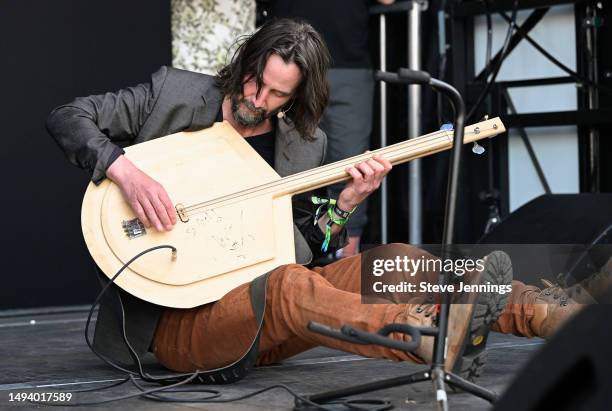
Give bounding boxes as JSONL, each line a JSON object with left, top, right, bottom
{"left": 172, "top": 0, "right": 256, "bottom": 75}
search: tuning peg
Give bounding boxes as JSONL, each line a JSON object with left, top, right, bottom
{"left": 472, "top": 141, "right": 485, "bottom": 155}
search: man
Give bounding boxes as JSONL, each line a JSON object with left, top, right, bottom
{"left": 267, "top": 0, "right": 394, "bottom": 257}
{"left": 46, "top": 19, "right": 578, "bottom": 382}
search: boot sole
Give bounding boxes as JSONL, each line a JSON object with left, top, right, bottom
{"left": 453, "top": 250, "right": 513, "bottom": 382}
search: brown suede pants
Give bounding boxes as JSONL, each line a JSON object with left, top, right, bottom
{"left": 152, "top": 244, "right": 537, "bottom": 372}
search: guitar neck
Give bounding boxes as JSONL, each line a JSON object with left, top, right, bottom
{"left": 272, "top": 117, "right": 506, "bottom": 197}
{"left": 179, "top": 118, "right": 505, "bottom": 217}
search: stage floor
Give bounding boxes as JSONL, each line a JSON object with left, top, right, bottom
{"left": 0, "top": 306, "right": 544, "bottom": 410}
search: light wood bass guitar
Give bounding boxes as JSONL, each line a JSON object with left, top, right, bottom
{"left": 81, "top": 118, "right": 505, "bottom": 308}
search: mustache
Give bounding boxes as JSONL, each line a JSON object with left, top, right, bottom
{"left": 231, "top": 95, "right": 269, "bottom": 127}
{"left": 240, "top": 98, "right": 266, "bottom": 115}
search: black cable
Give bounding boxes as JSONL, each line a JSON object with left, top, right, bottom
{"left": 82, "top": 246, "right": 177, "bottom": 377}
{"left": 132, "top": 378, "right": 393, "bottom": 410}
{"left": 30, "top": 244, "right": 392, "bottom": 410}
{"left": 29, "top": 373, "right": 200, "bottom": 407}
{"left": 81, "top": 244, "right": 265, "bottom": 388}
{"left": 466, "top": 0, "right": 519, "bottom": 122}
{"left": 68, "top": 377, "right": 131, "bottom": 393}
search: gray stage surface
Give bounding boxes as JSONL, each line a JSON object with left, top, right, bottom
{"left": 0, "top": 306, "right": 544, "bottom": 410}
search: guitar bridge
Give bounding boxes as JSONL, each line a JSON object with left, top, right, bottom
{"left": 122, "top": 218, "right": 147, "bottom": 239}
{"left": 176, "top": 203, "right": 189, "bottom": 223}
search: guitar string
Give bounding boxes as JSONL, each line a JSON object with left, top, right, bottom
{"left": 180, "top": 129, "right": 452, "bottom": 217}
{"left": 177, "top": 123, "right": 500, "bottom": 218}
{"left": 177, "top": 132, "right": 438, "bottom": 211}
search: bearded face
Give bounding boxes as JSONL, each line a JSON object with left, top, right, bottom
{"left": 230, "top": 94, "right": 270, "bottom": 127}
{"left": 230, "top": 55, "right": 302, "bottom": 128}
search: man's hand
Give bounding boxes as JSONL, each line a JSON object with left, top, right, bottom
{"left": 106, "top": 155, "right": 177, "bottom": 231}
{"left": 337, "top": 154, "right": 392, "bottom": 211}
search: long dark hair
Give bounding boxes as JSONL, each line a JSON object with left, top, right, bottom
{"left": 216, "top": 18, "right": 330, "bottom": 140}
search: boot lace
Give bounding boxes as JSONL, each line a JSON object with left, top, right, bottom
{"left": 414, "top": 304, "right": 437, "bottom": 318}
{"left": 538, "top": 279, "right": 571, "bottom": 307}
{"left": 540, "top": 279, "right": 569, "bottom": 307}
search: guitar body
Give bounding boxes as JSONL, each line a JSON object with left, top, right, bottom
{"left": 81, "top": 117, "right": 506, "bottom": 309}
{"left": 81, "top": 121, "right": 296, "bottom": 308}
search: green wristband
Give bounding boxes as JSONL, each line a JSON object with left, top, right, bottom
{"left": 311, "top": 195, "right": 356, "bottom": 252}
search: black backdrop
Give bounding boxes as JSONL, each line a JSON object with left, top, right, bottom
{"left": 0, "top": 1, "right": 171, "bottom": 309}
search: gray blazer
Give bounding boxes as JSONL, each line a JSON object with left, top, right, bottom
{"left": 47, "top": 66, "right": 347, "bottom": 365}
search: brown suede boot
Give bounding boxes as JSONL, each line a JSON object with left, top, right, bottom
{"left": 413, "top": 250, "right": 513, "bottom": 381}
{"left": 562, "top": 256, "right": 612, "bottom": 303}
{"left": 527, "top": 258, "right": 612, "bottom": 338}
{"left": 529, "top": 279, "right": 584, "bottom": 339}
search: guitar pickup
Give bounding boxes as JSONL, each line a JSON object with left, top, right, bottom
{"left": 122, "top": 218, "right": 147, "bottom": 239}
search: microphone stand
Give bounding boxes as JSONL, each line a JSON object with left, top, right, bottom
{"left": 298, "top": 69, "right": 497, "bottom": 411}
